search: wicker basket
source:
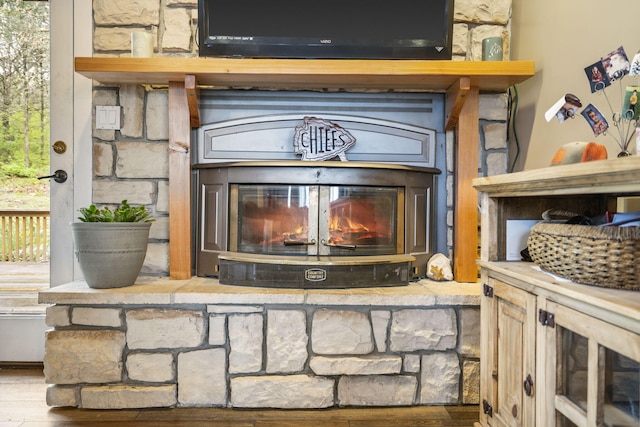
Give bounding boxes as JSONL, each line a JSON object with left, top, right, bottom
{"left": 527, "top": 222, "right": 640, "bottom": 290}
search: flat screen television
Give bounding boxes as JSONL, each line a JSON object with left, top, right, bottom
{"left": 198, "top": 0, "right": 454, "bottom": 59}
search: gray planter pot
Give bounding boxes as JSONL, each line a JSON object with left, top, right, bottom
{"left": 71, "top": 222, "right": 152, "bottom": 289}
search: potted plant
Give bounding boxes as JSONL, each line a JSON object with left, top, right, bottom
{"left": 71, "top": 200, "right": 154, "bottom": 289}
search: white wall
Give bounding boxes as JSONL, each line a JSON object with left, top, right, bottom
{"left": 510, "top": 0, "right": 639, "bottom": 171}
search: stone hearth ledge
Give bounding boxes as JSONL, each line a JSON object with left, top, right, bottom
{"left": 38, "top": 277, "right": 480, "bottom": 307}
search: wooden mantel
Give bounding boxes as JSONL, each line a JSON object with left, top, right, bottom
{"left": 75, "top": 57, "right": 535, "bottom": 282}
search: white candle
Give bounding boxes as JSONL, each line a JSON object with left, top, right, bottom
{"left": 131, "top": 32, "right": 154, "bottom": 58}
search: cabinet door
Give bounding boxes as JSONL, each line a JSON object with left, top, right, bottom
{"left": 481, "top": 278, "right": 537, "bottom": 427}
{"left": 542, "top": 301, "right": 640, "bottom": 427}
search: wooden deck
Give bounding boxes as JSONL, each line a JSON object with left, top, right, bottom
{"left": 0, "top": 262, "right": 49, "bottom": 314}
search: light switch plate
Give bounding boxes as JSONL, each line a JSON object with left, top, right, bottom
{"left": 95, "top": 106, "right": 121, "bottom": 130}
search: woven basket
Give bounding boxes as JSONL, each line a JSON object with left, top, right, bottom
{"left": 527, "top": 222, "right": 640, "bottom": 290}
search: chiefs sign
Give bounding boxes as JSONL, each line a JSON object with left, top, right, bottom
{"left": 293, "top": 117, "right": 356, "bottom": 161}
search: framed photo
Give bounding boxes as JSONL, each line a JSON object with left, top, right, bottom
{"left": 581, "top": 104, "right": 609, "bottom": 136}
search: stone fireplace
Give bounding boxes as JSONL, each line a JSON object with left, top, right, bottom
{"left": 37, "top": 0, "right": 524, "bottom": 411}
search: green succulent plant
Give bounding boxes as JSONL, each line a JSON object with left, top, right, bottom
{"left": 77, "top": 200, "right": 154, "bottom": 223}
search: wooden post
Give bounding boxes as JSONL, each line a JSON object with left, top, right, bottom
{"left": 168, "top": 80, "right": 192, "bottom": 279}
{"left": 453, "top": 86, "right": 480, "bottom": 283}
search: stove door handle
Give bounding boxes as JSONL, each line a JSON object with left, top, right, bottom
{"left": 321, "top": 239, "right": 357, "bottom": 250}
{"left": 283, "top": 239, "right": 316, "bottom": 246}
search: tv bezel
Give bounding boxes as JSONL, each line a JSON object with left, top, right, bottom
{"left": 197, "top": 0, "right": 454, "bottom": 60}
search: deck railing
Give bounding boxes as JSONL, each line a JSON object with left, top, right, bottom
{"left": 0, "top": 210, "right": 50, "bottom": 262}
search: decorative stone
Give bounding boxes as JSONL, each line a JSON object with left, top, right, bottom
{"left": 208, "top": 314, "right": 226, "bottom": 346}
{"left": 43, "top": 330, "right": 125, "bottom": 384}
{"left": 483, "top": 122, "right": 508, "bottom": 150}
{"left": 420, "top": 353, "right": 460, "bottom": 404}
{"left": 141, "top": 241, "right": 169, "bottom": 275}
{"left": 146, "top": 90, "right": 169, "bottom": 140}
{"left": 71, "top": 307, "right": 122, "bottom": 327}
{"left": 266, "top": 310, "right": 308, "bottom": 373}
{"left": 463, "top": 360, "right": 480, "bottom": 404}
{"left": 338, "top": 375, "right": 417, "bottom": 406}
{"left": 370, "top": 310, "right": 390, "bottom": 352}
{"left": 389, "top": 309, "right": 457, "bottom": 352}
{"left": 126, "top": 352, "right": 174, "bottom": 382}
{"left": 115, "top": 141, "right": 169, "bottom": 179}
{"left": 162, "top": 7, "right": 192, "bottom": 52}
{"left": 94, "top": 142, "right": 114, "bottom": 177}
{"left": 426, "top": 253, "right": 453, "bottom": 281}
{"left": 458, "top": 307, "right": 481, "bottom": 358}
{"left": 119, "top": 85, "right": 145, "bottom": 138}
{"left": 46, "top": 385, "right": 79, "bottom": 408}
{"left": 230, "top": 375, "right": 334, "bottom": 408}
{"left": 309, "top": 356, "right": 402, "bottom": 376}
{"left": 311, "top": 309, "right": 374, "bottom": 355}
{"left": 126, "top": 309, "right": 205, "bottom": 349}
{"left": 94, "top": 0, "right": 160, "bottom": 26}
{"left": 454, "top": 0, "right": 511, "bottom": 25}
{"left": 81, "top": 385, "right": 176, "bottom": 409}
{"left": 45, "top": 305, "right": 70, "bottom": 327}
{"left": 228, "top": 313, "right": 263, "bottom": 373}
{"left": 403, "top": 354, "right": 421, "bottom": 373}
{"left": 93, "top": 180, "right": 155, "bottom": 205}
{"left": 178, "top": 348, "right": 227, "bottom": 406}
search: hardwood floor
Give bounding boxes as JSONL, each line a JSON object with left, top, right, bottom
{"left": 0, "top": 365, "right": 479, "bottom": 426}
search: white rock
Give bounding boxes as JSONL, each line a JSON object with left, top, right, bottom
{"left": 311, "top": 309, "right": 374, "bottom": 355}
{"left": 338, "top": 375, "right": 417, "bottom": 406}
{"left": 426, "top": 253, "right": 454, "bottom": 281}
{"left": 230, "top": 375, "right": 334, "bottom": 408}
{"left": 266, "top": 310, "right": 308, "bottom": 373}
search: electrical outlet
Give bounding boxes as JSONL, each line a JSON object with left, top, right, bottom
{"left": 95, "top": 106, "right": 121, "bottom": 130}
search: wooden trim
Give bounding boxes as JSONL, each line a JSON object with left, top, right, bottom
{"left": 168, "top": 81, "right": 192, "bottom": 280}
{"left": 445, "top": 77, "right": 471, "bottom": 131}
{"left": 453, "top": 86, "right": 480, "bottom": 283}
{"left": 185, "top": 75, "right": 200, "bottom": 128}
{"left": 74, "top": 57, "right": 534, "bottom": 91}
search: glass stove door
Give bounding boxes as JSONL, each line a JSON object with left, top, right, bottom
{"left": 231, "top": 184, "right": 318, "bottom": 255}
{"left": 318, "top": 186, "right": 401, "bottom": 256}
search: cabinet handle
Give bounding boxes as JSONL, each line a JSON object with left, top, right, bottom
{"left": 523, "top": 374, "right": 534, "bottom": 396}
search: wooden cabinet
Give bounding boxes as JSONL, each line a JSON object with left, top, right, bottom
{"left": 473, "top": 157, "right": 640, "bottom": 427}
{"left": 481, "top": 278, "right": 536, "bottom": 427}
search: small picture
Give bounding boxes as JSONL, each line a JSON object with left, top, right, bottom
{"left": 601, "top": 46, "right": 630, "bottom": 82}
{"left": 581, "top": 104, "right": 609, "bottom": 136}
{"left": 630, "top": 51, "right": 640, "bottom": 76}
{"left": 584, "top": 61, "right": 610, "bottom": 92}
{"left": 622, "top": 86, "right": 640, "bottom": 120}
{"left": 544, "top": 93, "right": 582, "bottom": 123}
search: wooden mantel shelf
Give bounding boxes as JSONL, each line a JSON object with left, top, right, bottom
{"left": 74, "top": 57, "right": 534, "bottom": 91}
{"left": 75, "top": 56, "right": 535, "bottom": 282}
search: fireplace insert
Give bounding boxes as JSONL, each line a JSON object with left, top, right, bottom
{"left": 195, "top": 161, "right": 439, "bottom": 288}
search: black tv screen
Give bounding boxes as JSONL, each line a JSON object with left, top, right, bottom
{"left": 198, "top": 0, "right": 454, "bottom": 59}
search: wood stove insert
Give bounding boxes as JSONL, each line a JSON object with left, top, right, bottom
{"left": 195, "top": 161, "right": 439, "bottom": 288}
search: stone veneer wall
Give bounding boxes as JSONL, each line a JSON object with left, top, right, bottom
{"left": 90, "top": 0, "right": 513, "bottom": 275}
{"left": 42, "top": 281, "right": 480, "bottom": 409}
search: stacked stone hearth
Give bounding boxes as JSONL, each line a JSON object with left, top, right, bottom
{"left": 42, "top": 282, "right": 479, "bottom": 409}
